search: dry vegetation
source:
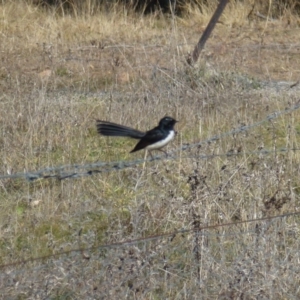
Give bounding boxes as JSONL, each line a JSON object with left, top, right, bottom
{"left": 0, "top": 0, "right": 300, "bottom": 298}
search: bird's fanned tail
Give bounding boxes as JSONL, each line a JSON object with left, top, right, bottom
{"left": 96, "top": 120, "right": 145, "bottom": 139}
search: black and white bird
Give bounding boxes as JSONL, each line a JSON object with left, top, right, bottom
{"left": 96, "top": 116, "right": 178, "bottom": 155}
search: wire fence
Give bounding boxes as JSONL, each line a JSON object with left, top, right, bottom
{"left": 1, "top": 102, "right": 300, "bottom": 298}
{"left": 1, "top": 102, "right": 300, "bottom": 181}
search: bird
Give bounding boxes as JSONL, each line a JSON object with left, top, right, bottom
{"left": 96, "top": 116, "right": 178, "bottom": 156}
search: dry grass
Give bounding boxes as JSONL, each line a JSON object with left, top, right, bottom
{"left": 1, "top": 0, "right": 300, "bottom": 298}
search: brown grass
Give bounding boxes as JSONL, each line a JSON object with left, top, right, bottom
{"left": 0, "top": 0, "right": 300, "bottom": 298}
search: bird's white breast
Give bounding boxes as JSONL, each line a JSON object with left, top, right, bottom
{"left": 146, "top": 130, "right": 175, "bottom": 150}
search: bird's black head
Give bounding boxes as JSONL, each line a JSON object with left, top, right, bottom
{"left": 159, "top": 116, "right": 178, "bottom": 129}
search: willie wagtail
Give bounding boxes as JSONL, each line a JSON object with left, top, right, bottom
{"left": 96, "top": 116, "right": 178, "bottom": 155}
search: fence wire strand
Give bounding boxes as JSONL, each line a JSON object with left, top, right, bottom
{"left": 0, "top": 210, "right": 298, "bottom": 271}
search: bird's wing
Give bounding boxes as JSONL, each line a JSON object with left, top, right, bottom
{"left": 130, "top": 127, "right": 165, "bottom": 152}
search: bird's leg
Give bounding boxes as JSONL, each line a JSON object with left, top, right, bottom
{"left": 157, "top": 149, "right": 168, "bottom": 158}
{"left": 148, "top": 151, "right": 154, "bottom": 160}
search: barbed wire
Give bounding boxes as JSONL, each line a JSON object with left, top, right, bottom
{"left": 15, "top": 147, "right": 300, "bottom": 181}
{"left": 1, "top": 102, "right": 300, "bottom": 182}
{"left": 0, "top": 210, "right": 298, "bottom": 271}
